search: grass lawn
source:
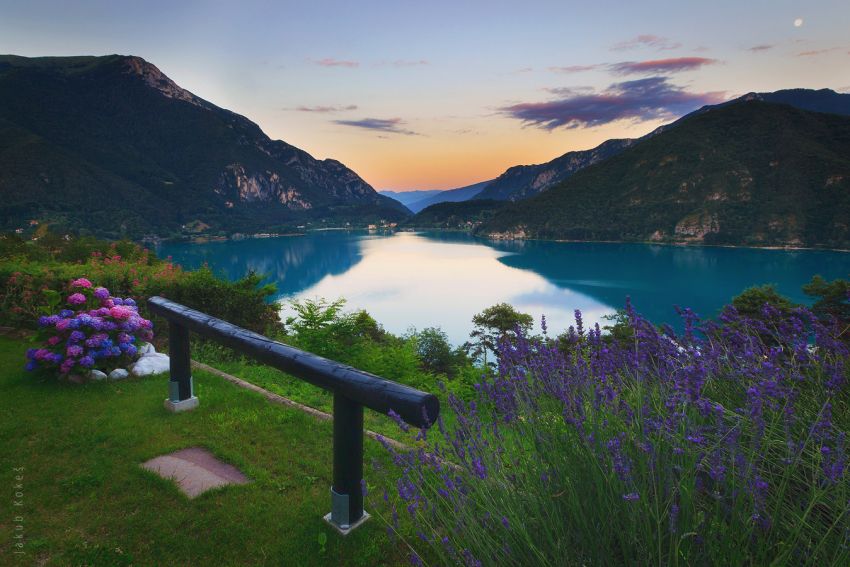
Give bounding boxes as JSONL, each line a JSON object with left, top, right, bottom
{"left": 0, "top": 336, "right": 406, "bottom": 566}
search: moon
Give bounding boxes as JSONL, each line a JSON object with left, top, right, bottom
{"left": 794, "top": 18, "right": 804, "bottom": 27}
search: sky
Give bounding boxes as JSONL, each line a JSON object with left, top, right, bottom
{"left": 1, "top": 0, "right": 849, "bottom": 190}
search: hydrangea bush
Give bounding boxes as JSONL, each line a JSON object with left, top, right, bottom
{"left": 378, "top": 301, "right": 849, "bottom": 566}
{"left": 26, "top": 278, "right": 153, "bottom": 377}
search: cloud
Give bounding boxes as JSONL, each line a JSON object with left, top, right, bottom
{"left": 796, "top": 47, "right": 841, "bottom": 57}
{"left": 748, "top": 44, "right": 774, "bottom": 52}
{"left": 391, "top": 59, "right": 429, "bottom": 67}
{"left": 612, "top": 34, "right": 682, "bottom": 51}
{"left": 332, "top": 117, "right": 418, "bottom": 135}
{"left": 312, "top": 58, "right": 359, "bottom": 68}
{"left": 294, "top": 104, "right": 358, "bottom": 113}
{"left": 548, "top": 64, "right": 602, "bottom": 73}
{"left": 500, "top": 76, "right": 726, "bottom": 130}
{"left": 611, "top": 57, "right": 718, "bottom": 75}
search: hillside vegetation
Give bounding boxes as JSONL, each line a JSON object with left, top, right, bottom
{"left": 480, "top": 101, "right": 850, "bottom": 249}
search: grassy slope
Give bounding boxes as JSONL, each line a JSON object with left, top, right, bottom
{"left": 0, "top": 337, "right": 404, "bottom": 566}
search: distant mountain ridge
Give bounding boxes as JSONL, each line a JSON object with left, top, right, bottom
{"left": 0, "top": 54, "right": 406, "bottom": 237}
{"left": 378, "top": 189, "right": 440, "bottom": 209}
{"left": 479, "top": 100, "right": 850, "bottom": 249}
{"left": 405, "top": 180, "right": 492, "bottom": 213}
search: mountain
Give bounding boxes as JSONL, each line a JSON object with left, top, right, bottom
{"left": 0, "top": 54, "right": 407, "bottom": 238}
{"left": 378, "top": 189, "right": 441, "bottom": 208}
{"left": 474, "top": 138, "right": 637, "bottom": 201}
{"left": 404, "top": 199, "right": 505, "bottom": 230}
{"left": 406, "top": 180, "right": 492, "bottom": 213}
{"left": 475, "top": 88, "right": 850, "bottom": 203}
{"left": 737, "top": 88, "right": 850, "bottom": 116}
{"left": 479, "top": 100, "right": 850, "bottom": 249}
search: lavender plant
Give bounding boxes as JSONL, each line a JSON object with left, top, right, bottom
{"left": 377, "top": 301, "right": 849, "bottom": 566}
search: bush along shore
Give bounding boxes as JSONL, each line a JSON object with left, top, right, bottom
{"left": 2, "top": 230, "right": 849, "bottom": 566}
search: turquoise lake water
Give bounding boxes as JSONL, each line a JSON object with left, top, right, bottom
{"left": 158, "top": 231, "right": 850, "bottom": 345}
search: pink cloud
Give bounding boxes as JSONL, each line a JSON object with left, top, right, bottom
{"left": 611, "top": 57, "right": 718, "bottom": 75}
{"left": 294, "top": 104, "right": 358, "bottom": 112}
{"left": 548, "top": 64, "right": 602, "bottom": 73}
{"left": 313, "top": 58, "right": 359, "bottom": 68}
{"left": 796, "top": 47, "right": 841, "bottom": 57}
{"left": 612, "top": 34, "right": 682, "bottom": 51}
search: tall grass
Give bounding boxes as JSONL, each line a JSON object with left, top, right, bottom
{"left": 378, "top": 303, "right": 849, "bottom": 566}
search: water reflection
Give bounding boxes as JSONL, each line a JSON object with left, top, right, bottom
{"left": 285, "top": 233, "right": 611, "bottom": 344}
{"left": 158, "top": 232, "right": 365, "bottom": 296}
{"left": 159, "top": 231, "right": 850, "bottom": 346}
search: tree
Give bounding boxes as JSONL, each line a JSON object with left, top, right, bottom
{"left": 467, "top": 303, "right": 533, "bottom": 365}
{"left": 803, "top": 275, "right": 850, "bottom": 338}
{"left": 731, "top": 285, "right": 795, "bottom": 318}
{"left": 411, "top": 327, "right": 455, "bottom": 377}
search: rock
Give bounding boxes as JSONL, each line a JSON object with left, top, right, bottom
{"left": 131, "top": 352, "right": 170, "bottom": 377}
{"left": 88, "top": 369, "right": 108, "bottom": 381}
{"left": 138, "top": 342, "right": 156, "bottom": 355}
{"left": 108, "top": 368, "right": 129, "bottom": 381}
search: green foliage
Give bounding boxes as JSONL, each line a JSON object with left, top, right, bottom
{"left": 161, "top": 267, "right": 278, "bottom": 334}
{"left": 409, "top": 327, "right": 456, "bottom": 376}
{"left": 804, "top": 275, "right": 850, "bottom": 334}
{"left": 0, "top": 231, "right": 278, "bottom": 334}
{"left": 731, "top": 284, "right": 796, "bottom": 317}
{"left": 468, "top": 303, "right": 534, "bottom": 364}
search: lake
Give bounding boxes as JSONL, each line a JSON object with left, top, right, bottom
{"left": 158, "top": 231, "right": 850, "bottom": 345}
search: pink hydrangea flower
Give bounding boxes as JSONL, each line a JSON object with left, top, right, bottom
{"left": 109, "top": 306, "right": 134, "bottom": 320}
{"left": 56, "top": 318, "right": 71, "bottom": 331}
{"left": 71, "top": 278, "right": 93, "bottom": 288}
{"left": 67, "top": 293, "right": 87, "bottom": 305}
{"left": 47, "top": 336, "right": 62, "bottom": 346}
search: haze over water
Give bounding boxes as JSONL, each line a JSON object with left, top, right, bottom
{"left": 159, "top": 231, "right": 850, "bottom": 345}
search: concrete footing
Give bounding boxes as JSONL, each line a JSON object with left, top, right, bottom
{"left": 164, "top": 396, "right": 199, "bottom": 413}
{"left": 323, "top": 510, "right": 370, "bottom": 536}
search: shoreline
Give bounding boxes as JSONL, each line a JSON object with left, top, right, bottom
{"left": 478, "top": 234, "right": 850, "bottom": 254}
{"left": 148, "top": 227, "right": 850, "bottom": 253}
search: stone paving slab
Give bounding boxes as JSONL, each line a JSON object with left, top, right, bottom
{"left": 141, "top": 447, "right": 249, "bottom": 498}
